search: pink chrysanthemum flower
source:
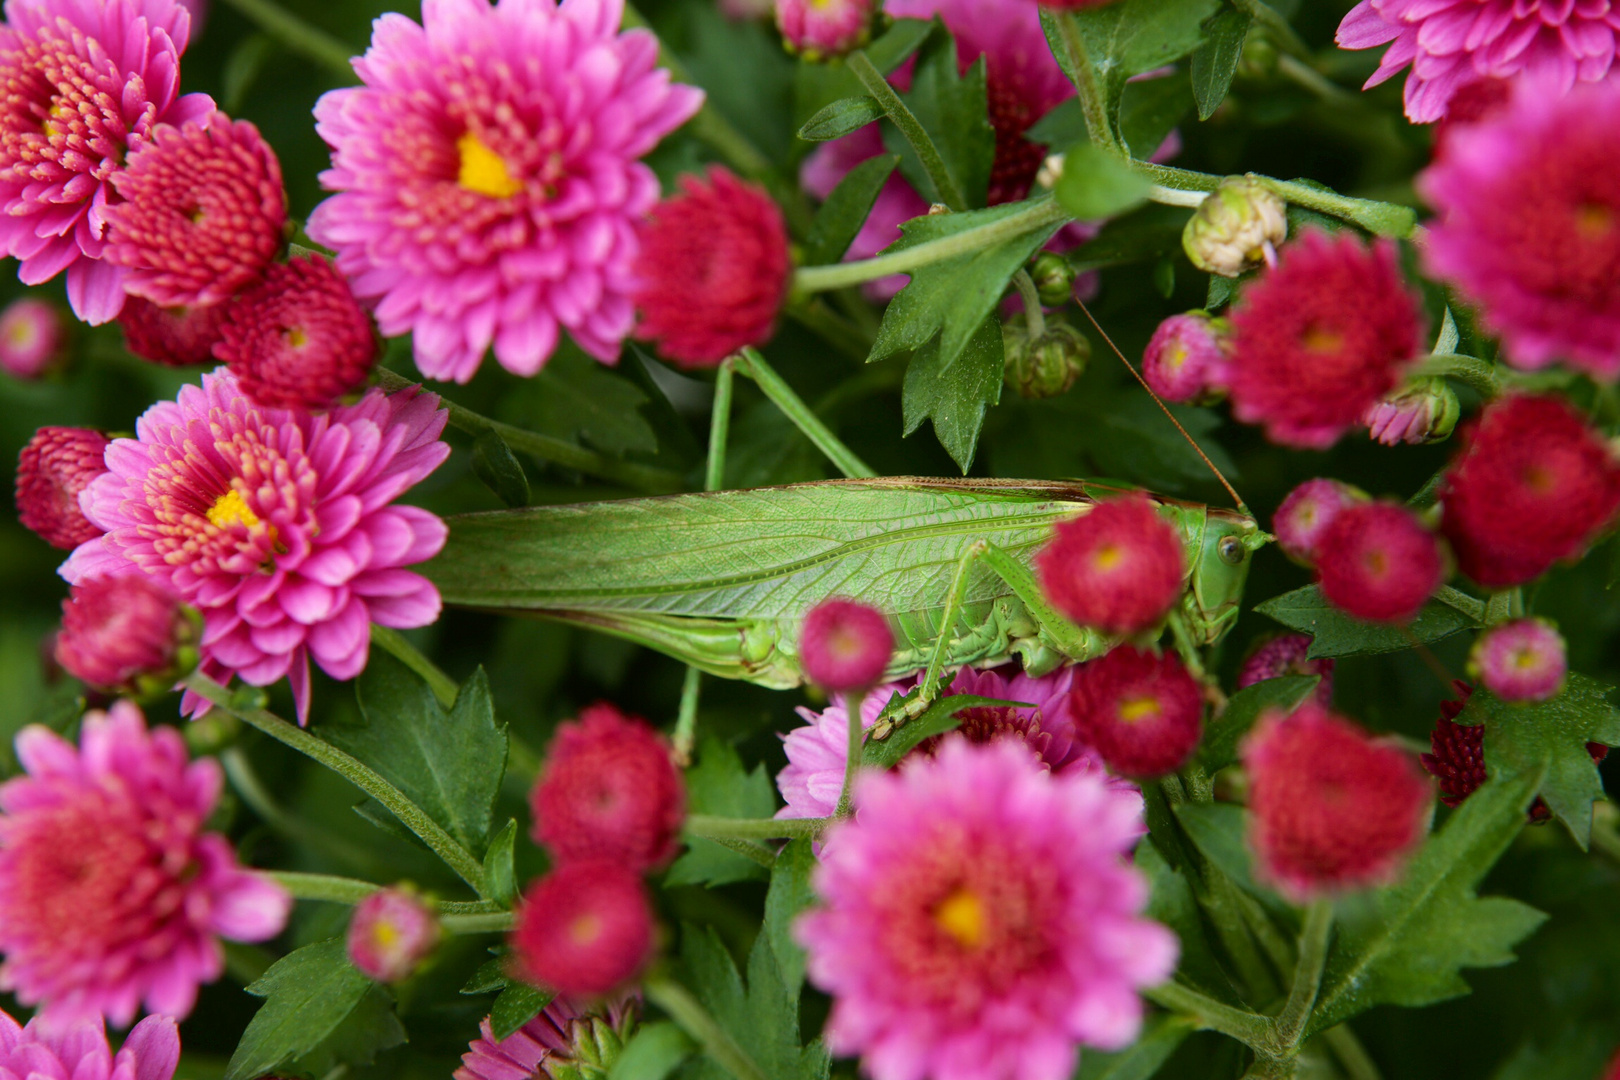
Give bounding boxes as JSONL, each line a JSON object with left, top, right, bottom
{"left": 1337, "top": 0, "right": 1620, "bottom": 123}
{"left": 1469, "top": 618, "right": 1567, "bottom": 702}
{"left": 775, "top": 0, "right": 872, "bottom": 59}
{"left": 1418, "top": 82, "right": 1620, "bottom": 378}
{"left": 0, "top": 0, "right": 213, "bottom": 323}
{"left": 0, "top": 701, "right": 290, "bottom": 1024}
{"left": 0, "top": 296, "right": 63, "bottom": 377}
{"left": 61, "top": 369, "right": 451, "bottom": 723}
{"left": 105, "top": 112, "right": 287, "bottom": 309}
{"left": 797, "top": 739, "right": 1177, "bottom": 1080}
{"left": 776, "top": 681, "right": 909, "bottom": 821}
{"left": 0, "top": 1010, "right": 180, "bottom": 1080}
{"left": 307, "top": 0, "right": 704, "bottom": 383}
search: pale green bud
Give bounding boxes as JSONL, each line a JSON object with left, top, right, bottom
{"left": 1182, "top": 177, "right": 1288, "bottom": 277}
{"left": 1003, "top": 314, "right": 1089, "bottom": 399}
{"left": 1029, "top": 253, "right": 1076, "bottom": 307}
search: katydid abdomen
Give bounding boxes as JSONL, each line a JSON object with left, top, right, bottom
{"left": 423, "top": 476, "right": 1264, "bottom": 690}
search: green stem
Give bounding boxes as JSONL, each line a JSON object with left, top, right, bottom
{"left": 737, "top": 349, "right": 877, "bottom": 478}
{"left": 370, "top": 625, "right": 458, "bottom": 708}
{"left": 846, "top": 50, "right": 966, "bottom": 211}
{"left": 673, "top": 666, "right": 703, "bottom": 767}
{"left": 1272, "top": 900, "right": 1334, "bottom": 1052}
{"left": 794, "top": 198, "right": 1071, "bottom": 294}
{"left": 785, "top": 300, "right": 873, "bottom": 362}
{"left": 375, "top": 368, "right": 683, "bottom": 494}
{"left": 222, "top": 748, "right": 390, "bottom": 876}
{"left": 441, "top": 912, "right": 516, "bottom": 935}
{"left": 1276, "top": 55, "right": 1353, "bottom": 103}
{"left": 269, "top": 871, "right": 381, "bottom": 905}
{"left": 185, "top": 672, "right": 490, "bottom": 897}
{"left": 1322, "top": 1025, "right": 1385, "bottom": 1080}
{"left": 836, "top": 689, "right": 866, "bottom": 818}
{"left": 685, "top": 814, "right": 828, "bottom": 841}
{"left": 1146, "top": 981, "right": 1274, "bottom": 1048}
{"left": 1434, "top": 584, "right": 1486, "bottom": 624}
{"left": 1415, "top": 353, "right": 1502, "bottom": 399}
{"left": 1136, "top": 163, "right": 1418, "bottom": 238}
{"left": 707, "top": 359, "right": 734, "bottom": 493}
{"left": 704, "top": 835, "right": 778, "bottom": 870}
{"left": 1147, "top": 185, "right": 1210, "bottom": 209}
{"left": 215, "top": 0, "right": 357, "bottom": 80}
{"left": 1050, "top": 10, "right": 1121, "bottom": 153}
{"left": 1012, "top": 269, "right": 1045, "bottom": 339}
{"left": 645, "top": 975, "right": 767, "bottom": 1080}
{"left": 1230, "top": 0, "right": 1312, "bottom": 60}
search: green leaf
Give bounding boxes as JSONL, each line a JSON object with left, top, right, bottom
{"left": 482, "top": 818, "right": 518, "bottom": 907}
{"left": 667, "top": 738, "right": 778, "bottom": 887}
{"left": 1254, "top": 585, "right": 1482, "bottom": 659}
{"left": 1066, "top": 204, "right": 1193, "bottom": 273}
{"left": 1172, "top": 801, "right": 1289, "bottom": 916}
{"left": 512, "top": 346, "right": 658, "bottom": 459}
{"left": 225, "top": 939, "right": 376, "bottom": 1080}
{"left": 1309, "top": 769, "right": 1549, "bottom": 1037}
{"left": 1189, "top": 5, "right": 1251, "bottom": 120}
{"left": 763, "top": 838, "right": 816, "bottom": 997}
{"left": 1054, "top": 143, "right": 1151, "bottom": 220}
{"left": 679, "top": 927, "right": 830, "bottom": 1080}
{"left": 472, "top": 431, "right": 531, "bottom": 508}
{"left": 862, "top": 693, "right": 1033, "bottom": 769}
{"left": 1455, "top": 674, "right": 1620, "bottom": 849}
{"left": 901, "top": 316, "right": 1005, "bottom": 473}
{"left": 1119, "top": 70, "right": 1194, "bottom": 159}
{"left": 461, "top": 955, "right": 510, "bottom": 996}
{"left": 803, "top": 154, "right": 901, "bottom": 267}
{"left": 797, "top": 95, "right": 883, "bottom": 142}
{"left": 491, "top": 981, "right": 555, "bottom": 1041}
{"left": 1071, "top": 0, "right": 1222, "bottom": 83}
{"left": 869, "top": 201, "right": 1062, "bottom": 376}
{"left": 865, "top": 18, "right": 936, "bottom": 73}
{"left": 888, "top": 31, "right": 993, "bottom": 208}
{"left": 1199, "top": 675, "right": 1320, "bottom": 774}
{"left": 1075, "top": 1015, "right": 1196, "bottom": 1079}
{"left": 338, "top": 655, "right": 508, "bottom": 853}
{"left": 286, "top": 986, "right": 407, "bottom": 1078}
{"left": 609, "top": 1021, "right": 696, "bottom": 1080}
{"left": 1139, "top": 842, "right": 1237, "bottom": 1005}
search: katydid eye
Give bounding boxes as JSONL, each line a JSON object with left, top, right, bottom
{"left": 1218, "top": 536, "right": 1246, "bottom": 565}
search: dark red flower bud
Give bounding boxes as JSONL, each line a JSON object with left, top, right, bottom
{"left": 1236, "top": 634, "right": 1334, "bottom": 709}
{"left": 800, "top": 599, "right": 895, "bottom": 691}
{"left": 16, "top": 427, "right": 109, "bottom": 550}
{"left": 1314, "top": 502, "right": 1445, "bottom": 624}
{"left": 512, "top": 862, "right": 654, "bottom": 996}
{"left": 1035, "top": 495, "right": 1185, "bottom": 636}
{"left": 54, "top": 575, "right": 200, "bottom": 694}
{"left": 1066, "top": 646, "right": 1204, "bottom": 778}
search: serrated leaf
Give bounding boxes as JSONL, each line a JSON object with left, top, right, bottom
{"left": 609, "top": 1021, "right": 696, "bottom": 1080}
{"left": 1071, "top": 0, "right": 1222, "bottom": 83}
{"left": 337, "top": 654, "right": 508, "bottom": 853}
{"left": 514, "top": 346, "right": 658, "bottom": 458}
{"left": 472, "top": 431, "right": 530, "bottom": 508}
{"left": 862, "top": 693, "right": 1032, "bottom": 768}
{"left": 1254, "top": 585, "right": 1481, "bottom": 658}
{"left": 286, "top": 986, "right": 407, "bottom": 1078}
{"left": 491, "top": 981, "right": 555, "bottom": 1041}
{"left": 1200, "top": 675, "right": 1320, "bottom": 774}
{"left": 482, "top": 818, "right": 518, "bottom": 907}
{"left": 1139, "top": 842, "right": 1237, "bottom": 1005}
{"left": 1456, "top": 674, "right": 1620, "bottom": 849}
{"left": 1075, "top": 1015, "right": 1195, "bottom": 1079}
{"left": 1189, "top": 5, "right": 1251, "bottom": 120}
{"left": 1119, "top": 70, "right": 1194, "bottom": 159}
{"left": 226, "top": 939, "right": 375, "bottom": 1080}
{"left": 1054, "top": 143, "right": 1150, "bottom": 220}
{"left": 866, "top": 17, "right": 936, "bottom": 73}
{"left": 886, "top": 31, "right": 993, "bottom": 208}
{"left": 803, "top": 154, "right": 900, "bottom": 267}
{"left": 798, "top": 96, "right": 883, "bottom": 142}
{"left": 901, "top": 316, "right": 1004, "bottom": 473}
{"left": 668, "top": 738, "right": 778, "bottom": 887}
{"left": 680, "top": 927, "right": 830, "bottom": 1080}
{"left": 763, "top": 838, "right": 816, "bottom": 997}
{"left": 1309, "top": 768, "right": 1549, "bottom": 1037}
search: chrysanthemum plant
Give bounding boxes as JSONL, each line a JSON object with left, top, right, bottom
{"left": 3, "top": 0, "right": 1620, "bottom": 1077}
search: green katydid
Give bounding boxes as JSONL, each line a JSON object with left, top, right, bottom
{"left": 424, "top": 333, "right": 1269, "bottom": 736}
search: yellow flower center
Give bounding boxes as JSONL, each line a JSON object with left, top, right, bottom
{"left": 457, "top": 132, "right": 524, "bottom": 199}
{"left": 1164, "top": 343, "right": 1188, "bottom": 371}
{"left": 370, "top": 921, "right": 401, "bottom": 950}
{"left": 934, "top": 888, "right": 985, "bottom": 948}
{"left": 207, "top": 489, "right": 261, "bottom": 530}
{"left": 1118, "top": 695, "right": 1162, "bottom": 724}
{"left": 568, "top": 913, "right": 604, "bottom": 945}
{"left": 1092, "top": 542, "right": 1123, "bottom": 571}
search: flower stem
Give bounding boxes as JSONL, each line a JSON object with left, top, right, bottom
{"left": 268, "top": 871, "right": 381, "bottom": 905}
{"left": 1047, "top": 10, "right": 1121, "bottom": 153}
{"left": 1271, "top": 900, "right": 1334, "bottom": 1051}
{"left": 685, "top": 814, "right": 827, "bottom": 841}
{"left": 1146, "top": 980, "right": 1274, "bottom": 1048}
{"left": 1148, "top": 184, "right": 1210, "bottom": 209}
{"left": 1322, "top": 1025, "right": 1385, "bottom": 1080}
{"left": 222, "top": 748, "right": 392, "bottom": 877}
{"left": 369, "top": 624, "right": 458, "bottom": 708}
{"left": 441, "top": 911, "right": 516, "bottom": 935}
{"left": 1229, "top": 0, "right": 1312, "bottom": 61}
{"left": 1012, "top": 269, "right": 1045, "bottom": 339}
{"left": 645, "top": 975, "right": 767, "bottom": 1080}
{"left": 736, "top": 349, "right": 877, "bottom": 479}
{"left": 836, "top": 689, "right": 866, "bottom": 818}
{"left": 184, "top": 672, "right": 490, "bottom": 898}
{"left": 846, "top": 50, "right": 967, "bottom": 211}
{"left": 374, "top": 368, "right": 684, "bottom": 494}
{"left": 1416, "top": 353, "right": 1501, "bottom": 399}
{"left": 707, "top": 359, "right": 734, "bottom": 493}
{"left": 1135, "top": 163, "right": 1418, "bottom": 238}
{"left": 673, "top": 666, "right": 703, "bottom": 767}
{"left": 215, "top": 0, "right": 357, "bottom": 80}
{"left": 793, "top": 198, "right": 1072, "bottom": 294}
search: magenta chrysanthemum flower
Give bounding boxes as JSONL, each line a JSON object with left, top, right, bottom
{"left": 1418, "top": 82, "right": 1620, "bottom": 378}
{"left": 105, "top": 112, "right": 287, "bottom": 308}
{"left": 0, "top": 0, "right": 213, "bottom": 323}
{"left": 776, "top": 680, "right": 909, "bottom": 821}
{"left": 0, "top": 701, "right": 290, "bottom": 1024}
{"left": 0, "top": 1010, "right": 180, "bottom": 1080}
{"left": 307, "top": 0, "right": 704, "bottom": 383}
{"left": 118, "top": 296, "right": 228, "bottom": 366}
{"left": 797, "top": 739, "right": 1177, "bottom": 1080}
{"left": 1337, "top": 0, "right": 1620, "bottom": 123}
{"left": 457, "top": 995, "right": 637, "bottom": 1080}
{"left": 60, "top": 369, "right": 451, "bottom": 723}
{"left": 775, "top": 0, "right": 872, "bottom": 59}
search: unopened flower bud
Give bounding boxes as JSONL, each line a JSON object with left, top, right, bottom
{"left": 55, "top": 575, "right": 201, "bottom": 695}
{"left": 1273, "top": 478, "right": 1367, "bottom": 566}
{"left": 1469, "top": 618, "right": 1567, "bottom": 702}
{"left": 1142, "top": 311, "right": 1229, "bottom": 403}
{"left": 775, "top": 0, "right": 872, "bottom": 60}
{"left": 1236, "top": 34, "right": 1279, "bottom": 80}
{"left": 16, "top": 427, "right": 110, "bottom": 550}
{"left": 1029, "top": 253, "right": 1076, "bottom": 306}
{"left": 1237, "top": 633, "right": 1335, "bottom": 708}
{"left": 1365, "top": 377, "right": 1461, "bottom": 445}
{"left": 801, "top": 598, "right": 894, "bottom": 690}
{"left": 1002, "top": 313, "right": 1089, "bottom": 399}
{"left": 348, "top": 887, "right": 441, "bottom": 982}
{"left": 1182, "top": 177, "right": 1288, "bottom": 277}
{"left": 0, "top": 298, "right": 66, "bottom": 379}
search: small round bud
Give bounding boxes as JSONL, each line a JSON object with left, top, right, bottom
{"left": 1067, "top": 646, "right": 1204, "bottom": 778}
{"left": 800, "top": 599, "right": 894, "bottom": 691}
{"left": 1001, "top": 313, "right": 1088, "bottom": 399}
{"left": 1315, "top": 502, "right": 1445, "bottom": 624}
{"left": 1243, "top": 702, "right": 1431, "bottom": 902}
{"left": 531, "top": 702, "right": 686, "bottom": 872}
{"left": 1182, "top": 177, "right": 1288, "bottom": 278}
{"left": 1365, "top": 377, "right": 1461, "bottom": 446}
{"left": 0, "top": 298, "right": 65, "bottom": 379}
{"left": 54, "top": 575, "right": 201, "bottom": 695}
{"left": 774, "top": 0, "right": 873, "bottom": 59}
{"left": 1273, "top": 478, "right": 1367, "bottom": 566}
{"left": 512, "top": 862, "right": 655, "bottom": 997}
{"left": 1469, "top": 618, "right": 1567, "bottom": 702}
{"left": 1035, "top": 153, "right": 1065, "bottom": 191}
{"left": 1029, "top": 252, "right": 1076, "bottom": 306}
{"left": 347, "top": 887, "right": 441, "bottom": 982}
{"left": 1036, "top": 495, "right": 1186, "bottom": 635}
{"left": 1236, "top": 633, "right": 1335, "bottom": 709}
{"left": 16, "top": 427, "right": 110, "bottom": 550}
{"left": 1142, "top": 311, "right": 1229, "bottom": 404}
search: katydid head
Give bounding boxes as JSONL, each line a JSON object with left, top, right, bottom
{"left": 1185, "top": 508, "right": 1271, "bottom": 644}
